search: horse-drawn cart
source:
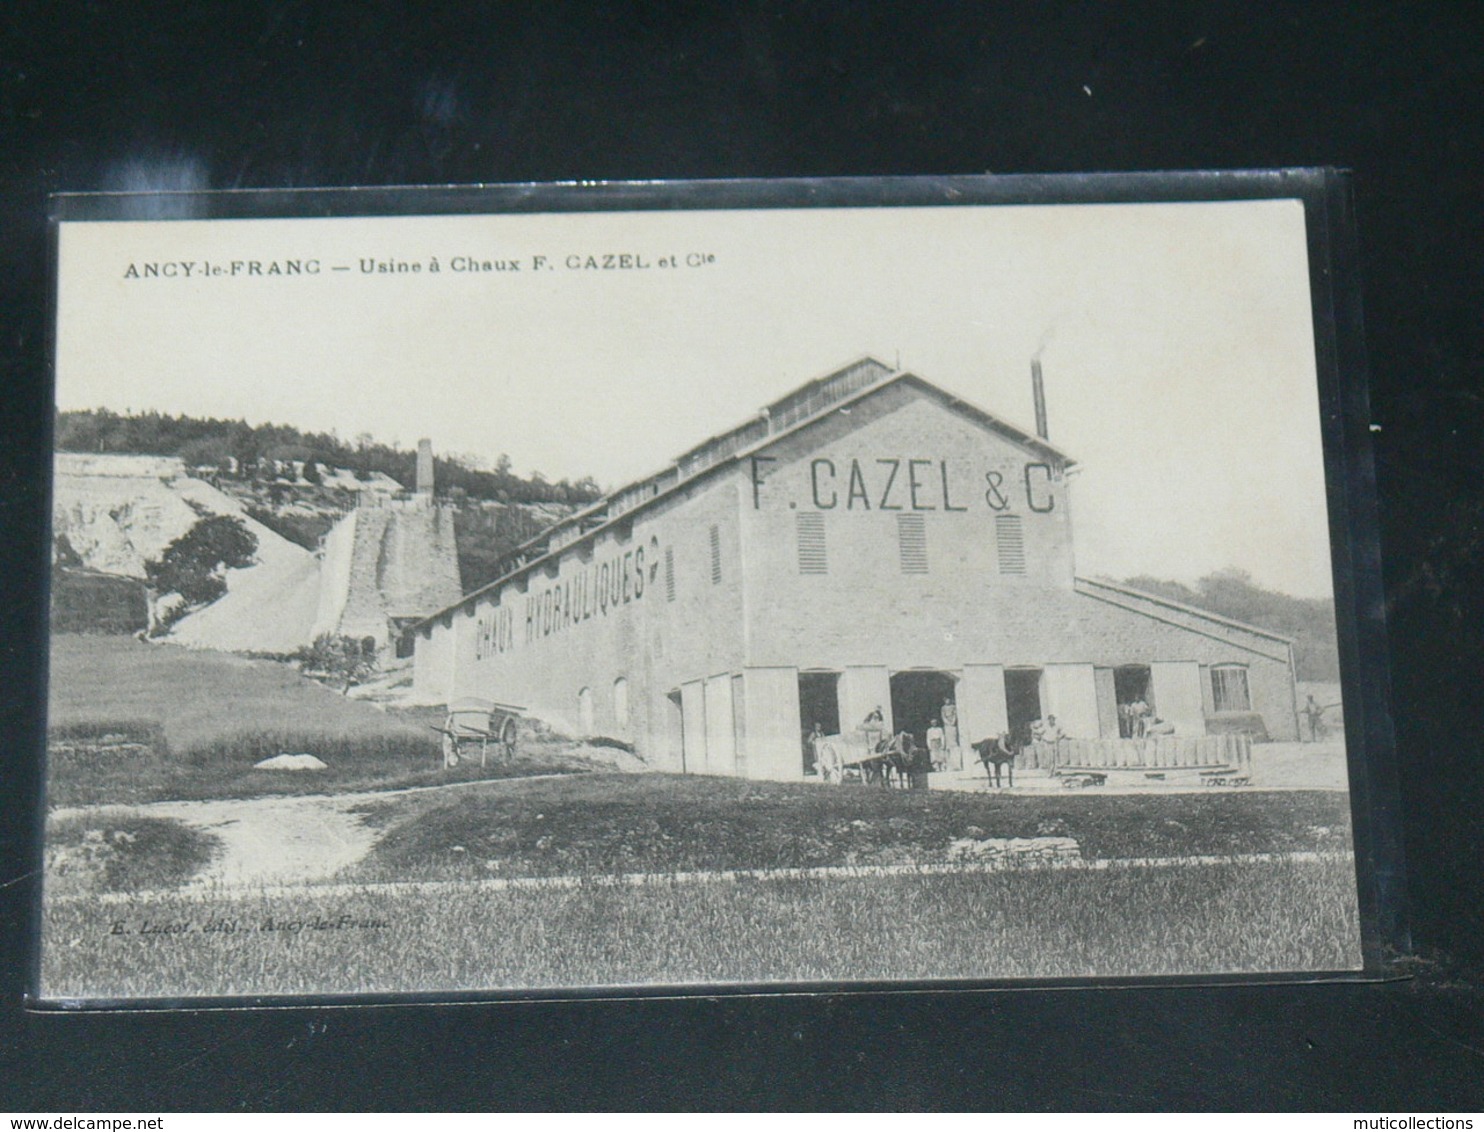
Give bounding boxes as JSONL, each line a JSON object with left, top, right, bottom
{"left": 432, "top": 697, "right": 525, "bottom": 767}
{"left": 812, "top": 728, "right": 919, "bottom": 787}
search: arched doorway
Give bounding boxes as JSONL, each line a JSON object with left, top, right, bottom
{"left": 797, "top": 670, "right": 842, "bottom": 776}
{"left": 888, "top": 670, "right": 958, "bottom": 754}
{"left": 1114, "top": 665, "right": 1154, "bottom": 736}
{"left": 1004, "top": 667, "right": 1044, "bottom": 749}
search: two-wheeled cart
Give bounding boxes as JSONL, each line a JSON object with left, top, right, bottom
{"left": 432, "top": 697, "right": 524, "bottom": 767}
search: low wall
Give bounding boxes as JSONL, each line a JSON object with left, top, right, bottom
{"left": 1019, "top": 734, "right": 1252, "bottom": 771}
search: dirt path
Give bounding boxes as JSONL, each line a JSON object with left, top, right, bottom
{"left": 122, "top": 794, "right": 379, "bottom": 888}
{"left": 57, "top": 783, "right": 433, "bottom": 889}
{"left": 51, "top": 775, "right": 572, "bottom": 889}
{"left": 52, "top": 742, "right": 1349, "bottom": 888}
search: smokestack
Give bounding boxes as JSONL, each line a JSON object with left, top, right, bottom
{"left": 416, "top": 438, "right": 434, "bottom": 494}
{"left": 1031, "top": 359, "right": 1049, "bottom": 441}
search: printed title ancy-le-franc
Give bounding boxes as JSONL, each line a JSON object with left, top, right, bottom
{"left": 119, "top": 250, "right": 719, "bottom": 279}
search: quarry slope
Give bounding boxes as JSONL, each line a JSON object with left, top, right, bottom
{"left": 53, "top": 453, "right": 324, "bottom": 652}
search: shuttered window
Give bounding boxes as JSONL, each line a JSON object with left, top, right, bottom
{"left": 996, "top": 514, "right": 1026, "bottom": 575}
{"left": 1211, "top": 665, "right": 1251, "bottom": 712}
{"left": 797, "top": 512, "right": 827, "bottom": 574}
{"left": 897, "top": 513, "right": 928, "bottom": 574}
{"left": 709, "top": 524, "right": 722, "bottom": 584}
{"left": 664, "top": 546, "right": 676, "bottom": 602}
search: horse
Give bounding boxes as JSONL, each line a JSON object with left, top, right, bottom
{"left": 972, "top": 733, "right": 1018, "bottom": 788}
{"left": 853, "top": 732, "right": 913, "bottom": 787}
{"left": 882, "top": 732, "right": 916, "bottom": 788}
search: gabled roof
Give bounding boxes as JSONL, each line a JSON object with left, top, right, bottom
{"left": 503, "top": 356, "right": 899, "bottom": 563}
{"left": 416, "top": 357, "right": 1077, "bottom": 630}
{"left": 1075, "top": 576, "right": 1295, "bottom": 649}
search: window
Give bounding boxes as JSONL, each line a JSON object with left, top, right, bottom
{"left": 709, "top": 524, "right": 722, "bottom": 584}
{"left": 577, "top": 686, "right": 594, "bottom": 733}
{"left": 613, "top": 677, "right": 630, "bottom": 729}
{"left": 664, "top": 546, "right": 676, "bottom": 602}
{"left": 1211, "top": 665, "right": 1251, "bottom": 712}
{"left": 995, "top": 514, "right": 1026, "bottom": 575}
{"left": 897, "top": 513, "right": 927, "bottom": 574}
{"left": 797, "top": 512, "right": 827, "bottom": 574}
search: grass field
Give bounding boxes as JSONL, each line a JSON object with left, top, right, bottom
{"left": 344, "top": 772, "right": 1356, "bottom": 883}
{"left": 47, "top": 634, "right": 430, "bottom": 751}
{"left": 45, "top": 635, "right": 589, "bottom": 805}
{"left": 39, "top": 637, "right": 1365, "bottom": 998}
{"left": 44, "top": 814, "right": 220, "bottom": 897}
{"left": 38, "top": 855, "right": 1363, "bottom": 999}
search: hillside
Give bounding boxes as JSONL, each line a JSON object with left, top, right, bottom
{"left": 51, "top": 452, "right": 576, "bottom": 650}
{"left": 54, "top": 409, "right": 594, "bottom": 597}
{"left": 52, "top": 453, "right": 327, "bottom": 651}
{"left": 202, "top": 473, "right": 567, "bottom": 593}
{"left": 1118, "top": 570, "right": 1341, "bottom": 682}
{"left": 55, "top": 407, "right": 602, "bottom": 508}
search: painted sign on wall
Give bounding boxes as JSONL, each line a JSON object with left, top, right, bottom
{"left": 749, "top": 456, "right": 1058, "bottom": 514}
{"left": 475, "top": 537, "right": 662, "bottom": 658}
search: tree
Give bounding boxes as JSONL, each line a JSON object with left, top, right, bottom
{"left": 178, "top": 436, "right": 235, "bottom": 473}
{"left": 297, "top": 633, "right": 379, "bottom": 692}
{"left": 144, "top": 515, "right": 257, "bottom": 608}
{"left": 54, "top": 408, "right": 596, "bottom": 505}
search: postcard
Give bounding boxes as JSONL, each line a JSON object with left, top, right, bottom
{"left": 39, "top": 177, "right": 1371, "bottom": 1001}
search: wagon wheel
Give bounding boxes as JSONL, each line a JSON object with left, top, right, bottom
{"left": 499, "top": 716, "right": 519, "bottom": 760}
{"left": 441, "top": 729, "right": 461, "bottom": 768}
{"left": 818, "top": 742, "right": 839, "bottom": 783}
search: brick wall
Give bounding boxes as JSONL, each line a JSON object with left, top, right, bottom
{"left": 742, "top": 382, "right": 1077, "bottom": 672}
{"left": 416, "top": 379, "right": 1300, "bottom": 778}
{"left": 433, "top": 475, "right": 746, "bottom": 764}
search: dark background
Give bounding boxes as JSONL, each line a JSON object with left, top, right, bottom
{"left": 3, "top": 1, "right": 1481, "bottom": 1111}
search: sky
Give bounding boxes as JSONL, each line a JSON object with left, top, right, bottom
{"left": 55, "top": 197, "right": 1337, "bottom": 598}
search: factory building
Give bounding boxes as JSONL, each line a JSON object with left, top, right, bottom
{"left": 412, "top": 357, "right": 1299, "bottom": 780}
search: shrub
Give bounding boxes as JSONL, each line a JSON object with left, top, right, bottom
{"left": 587, "top": 736, "right": 635, "bottom": 752}
{"left": 46, "top": 815, "right": 217, "bottom": 894}
{"left": 181, "top": 728, "right": 440, "bottom": 767}
{"left": 243, "top": 506, "right": 337, "bottom": 551}
{"left": 296, "top": 633, "right": 379, "bottom": 691}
